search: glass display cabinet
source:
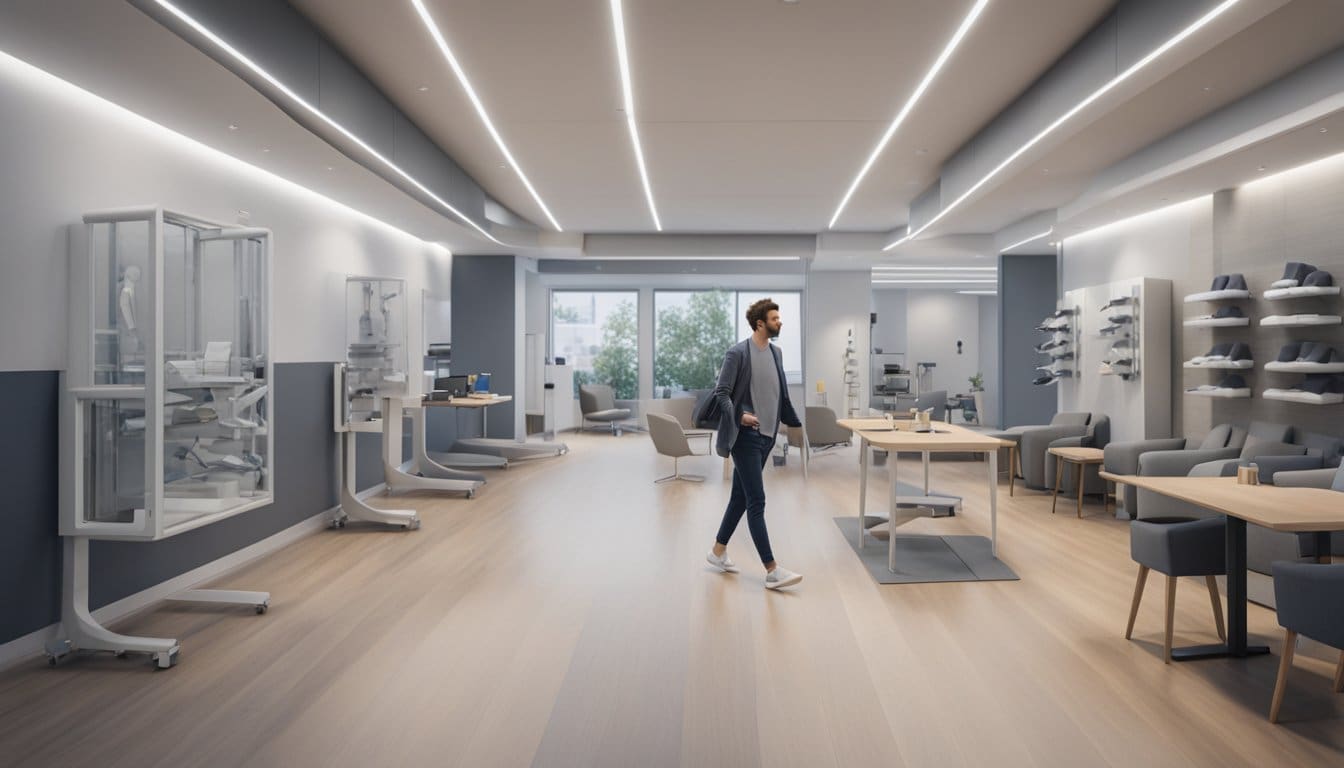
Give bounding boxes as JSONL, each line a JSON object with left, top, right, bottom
{"left": 54, "top": 207, "right": 272, "bottom": 668}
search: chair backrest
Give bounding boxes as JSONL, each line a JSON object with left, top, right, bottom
{"left": 647, "top": 413, "right": 691, "bottom": 458}
{"left": 1198, "top": 423, "right": 1235, "bottom": 450}
{"left": 1299, "top": 431, "right": 1344, "bottom": 469}
{"left": 1333, "top": 463, "right": 1344, "bottom": 492}
{"left": 1085, "top": 414, "right": 1111, "bottom": 448}
{"left": 662, "top": 396, "right": 697, "bottom": 429}
{"left": 579, "top": 384, "right": 615, "bottom": 414}
{"left": 1050, "top": 412, "right": 1091, "bottom": 427}
{"left": 1248, "top": 420, "right": 1293, "bottom": 444}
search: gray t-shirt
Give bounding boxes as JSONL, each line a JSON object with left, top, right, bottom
{"left": 748, "top": 341, "right": 780, "bottom": 439}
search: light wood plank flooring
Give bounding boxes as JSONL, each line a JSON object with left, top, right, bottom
{"left": 1, "top": 433, "right": 1341, "bottom": 767}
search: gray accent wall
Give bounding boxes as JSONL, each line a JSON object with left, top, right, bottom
{"left": 999, "top": 254, "right": 1059, "bottom": 428}
{"left": 452, "top": 255, "right": 519, "bottom": 439}
{"left": 0, "top": 363, "right": 342, "bottom": 645}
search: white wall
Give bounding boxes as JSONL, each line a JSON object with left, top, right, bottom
{"left": 805, "top": 270, "right": 870, "bottom": 415}
{"left": 0, "top": 51, "right": 448, "bottom": 375}
{"left": 1062, "top": 197, "right": 1211, "bottom": 292}
{"left": 869, "top": 289, "right": 908, "bottom": 358}
{"left": 905, "top": 292, "right": 983, "bottom": 398}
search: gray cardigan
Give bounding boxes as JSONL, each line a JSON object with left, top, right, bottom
{"left": 712, "top": 339, "right": 801, "bottom": 458}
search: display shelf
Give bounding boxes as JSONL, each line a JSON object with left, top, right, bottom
{"left": 1259, "top": 314, "right": 1342, "bottom": 327}
{"left": 1183, "top": 360, "right": 1254, "bottom": 369}
{"left": 1185, "top": 388, "right": 1252, "bottom": 398}
{"left": 1183, "top": 289, "right": 1252, "bottom": 303}
{"left": 1262, "top": 390, "right": 1344, "bottom": 405}
{"left": 1262, "top": 286, "right": 1341, "bottom": 300}
{"left": 1264, "top": 361, "right": 1344, "bottom": 373}
{"left": 1184, "top": 317, "right": 1250, "bottom": 328}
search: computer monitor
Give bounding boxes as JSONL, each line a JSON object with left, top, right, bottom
{"left": 473, "top": 372, "right": 491, "bottom": 393}
{"left": 436, "top": 375, "right": 469, "bottom": 397}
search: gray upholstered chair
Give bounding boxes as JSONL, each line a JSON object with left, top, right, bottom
{"left": 1131, "top": 421, "right": 1292, "bottom": 521}
{"left": 646, "top": 413, "right": 707, "bottom": 483}
{"left": 1269, "top": 561, "right": 1344, "bottom": 722}
{"left": 803, "top": 406, "right": 851, "bottom": 452}
{"left": 912, "top": 390, "right": 948, "bottom": 423}
{"left": 1016, "top": 412, "right": 1094, "bottom": 490}
{"left": 579, "top": 384, "right": 633, "bottom": 435}
{"left": 1044, "top": 413, "right": 1112, "bottom": 496}
{"left": 1126, "top": 516, "right": 1227, "bottom": 664}
{"left": 1104, "top": 424, "right": 1239, "bottom": 518}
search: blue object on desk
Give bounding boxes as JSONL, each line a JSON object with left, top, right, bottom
{"left": 474, "top": 372, "right": 491, "bottom": 393}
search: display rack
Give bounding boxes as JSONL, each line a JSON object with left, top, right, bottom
{"left": 53, "top": 206, "right": 274, "bottom": 668}
{"left": 1098, "top": 290, "right": 1139, "bottom": 380}
{"left": 844, "top": 329, "right": 860, "bottom": 418}
{"left": 1033, "top": 306, "right": 1076, "bottom": 386}
{"left": 1183, "top": 279, "right": 1254, "bottom": 400}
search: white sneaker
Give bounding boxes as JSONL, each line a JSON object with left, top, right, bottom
{"left": 765, "top": 566, "right": 802, "bottom": 590}
{"left": 707, "top": 550, "right": 739, "bottom": 573}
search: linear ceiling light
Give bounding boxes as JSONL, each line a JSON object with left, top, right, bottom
{"left": 872, "top": 278, "right": 998, "bottom": 284}
{"left": 872, "top": 265, "right": 997, "bottom": 271}
{"left": 958, "top": 290, "right": 998, "bottom": 295}
{"left": 149, "top": 0, "right": 506, "bottom": 246}
{"left": 583, "top": 255, "right": 800, "bottom": 261}
{"left": 610, "top": 0, "right": 662, "bottom": 231}
{"left": 410, "top": 0, "right": 561, "bottom": 231}
{"left": 884, "top": 0, "right": 1242, "bottom": 250}
{"left": 828, "top": 0, "right": 988, "bottom": 229}
{"left": 999, "top": 227, "right": 1053, "bottom": 252}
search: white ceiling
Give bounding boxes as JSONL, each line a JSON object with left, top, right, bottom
{"left": 290, "top": 0, "right": 1114, "bottom": 234}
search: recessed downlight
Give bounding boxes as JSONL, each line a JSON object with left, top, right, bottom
{"left": 411, "top": 0, "right": 563, "bottom": 232}
{"left": 884, "top": 0, "right": 1243, "bottom": 250}
{"left": 227, "top": 123, "right": 238, "bottom": 131}
{"left": 826, "top": 0, "right": 989, "bottom": 229}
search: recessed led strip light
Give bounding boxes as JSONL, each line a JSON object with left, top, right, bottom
{"left": 999, "top": 227, "right": 1053, "bottom": 252}
{"left": 610, "top": 0, "right": 662, "bottom": 231}
{"left": 827, "top": 0, "right": 989, "bottom": 229}
{"left": 150, "top": 0, "right": 506, "bottom": 246}
{"left": 583, "top": 255, "right": 800, "bottom": 261}
{"left": 410, "top": 0, "right": 562, "bottom": 231}
{"left": 872, "top": 265, "right": 997, "bottom": 271}
{"left": 884, "top": 0, "right": 1242, "bottom": 250}
{"left": 872, "top": 278, "right": 998, "bottom": 284}
{"left": 958, "top": 290, "right": 998, "bottom": 295}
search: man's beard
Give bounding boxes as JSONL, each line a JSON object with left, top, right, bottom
{"left": 767, "top": 325, "right": 781, "bottom": 339}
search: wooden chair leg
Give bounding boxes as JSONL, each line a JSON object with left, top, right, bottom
{"left": 1125, "top": 565, "right": 1149, "bottom": 640}
{"left": 1334, "top": 650, "right": 1343, "bottom": 694}
{"left": 1164, "top": 575, "right": 1177, "bottom": 664}
{"left": 1076, "top": 462, "right": 1085, "bottom": 518}
{"left": 1270, "top": 629, "right": 1297, "bottom": 723}
{"left": 1205, "top": 575, "right": 1226, "bottom": 642}
{"left": 1009, "top": 446, "right": 1016, "bottom": 497}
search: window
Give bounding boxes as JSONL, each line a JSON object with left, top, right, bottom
{"left": 551, "top": 291, "right": 639, "bottom": 400}
{"left": 652, "top": 290, "right": 801, "bottom": 397}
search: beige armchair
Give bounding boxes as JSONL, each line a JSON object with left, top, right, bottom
{"left": 647, "top": 413, "right": 709, "bottom": 483}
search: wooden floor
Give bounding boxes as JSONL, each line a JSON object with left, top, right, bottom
{"left": 1, "top": 433, "right": 1341, "bottom": 767}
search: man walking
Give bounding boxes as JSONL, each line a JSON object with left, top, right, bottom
{"left": 705, "top": 298, "right": 804, "bottom": 589}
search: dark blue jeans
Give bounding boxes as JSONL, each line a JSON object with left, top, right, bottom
{"left": 716, "top": 428, "right": 775, "bottom": 565}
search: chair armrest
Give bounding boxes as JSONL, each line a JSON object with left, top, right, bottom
{"left": 1049, "top": 436, "right": 1085, "bottom": 449}
{"left": 1273, "top": 467, "right": 1339, "bottom": 489}
{"left": 1138, "top": 447, "right": 1240, "bottom": 478}
{"left": 1104, "top": 439, "right": 1189, "bottom": 475}
{"left": 1020, "top": 424, "right": 1088, "bottom": 453}
{"left": 1189, "top": 459, "right": 1238, "bottom": 477}
{"left": 1255, "top": 455, "right": 1325, "bottom": 484}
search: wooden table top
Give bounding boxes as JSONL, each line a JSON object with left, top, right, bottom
{"left": 837, "top": 418, "right": 1004, "bottom": 452}
{"left": 1048, "top": 446, "right": 1105, "bottom": 463}
{"left": 1098, "top": 473, "right": 1344, "bottom": 532}
{"left": 421, "top": 395, "right": 513, "bottom": 408}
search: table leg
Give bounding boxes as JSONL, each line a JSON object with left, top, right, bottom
{"left": 888, "top": 447, "right": 899, "bottom": 573}
{"left": 1314, "top": 531, "right": 1332, "bottom": 564}
{"left": 923, "top": 451, "right": 930, "bottom": 495}
{"left": 1051, "top": 455, "right": 1062, "bottom": 514}
{"left": 1171, "top": 515, "right": 1270, "bottom": 661}
{"left": 989, "top": 449, "right": 998, "bottom": 557}
{"left": 481, "top": 407, "right": 488, "bottom": 438}
{"left": 1009, "top": 445, "right": 1015, "bottom": 497}
{"left": 1076, "top": 462, "right": 1084, "bottom": 519}
{"left": 858, "top": 436, "right": 868, "bottom": 548}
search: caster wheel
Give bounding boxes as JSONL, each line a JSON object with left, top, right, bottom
{"left": 255, "top": 604, "right": 268, "bottom": 615}
{"left": 47, "top": 657, "right": 57, "bottom": 667}
{"left": 468, "top": 490, "right": 476, "bottom": 499}
{"left": 114, "top": 650, "right": 128, "bottom": 659}
{"left": 154, "top": 648, "right": 179, "bottom": 670}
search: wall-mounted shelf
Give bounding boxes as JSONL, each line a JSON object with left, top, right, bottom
{"left": 1259, "top": 314, "right": 1342, "bottom": 327}
{"left": 1185, "top": 388, "right": 1252, "bottom": 398}
{"left": 1262, "top": 286, "right": 1341, "bottom": 300}
{"left": 1183, "top": 289, "right": 1253, "bottom": 303}
{"left": 1264, "top": 361, "right": 1344, "bottom": 373}
{"left": 1262, "top": 390, "right": 1344, "bottom": 405}
{"left": 1184, "top": 360, "right": 1254, "bottom": 369}
{"left": 1184, "top": 317, "right": 1250, "bottom": 328}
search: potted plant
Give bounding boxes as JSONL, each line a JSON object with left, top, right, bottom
{"left": 968, "top": 373, "right": 985, "bottom": 426}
